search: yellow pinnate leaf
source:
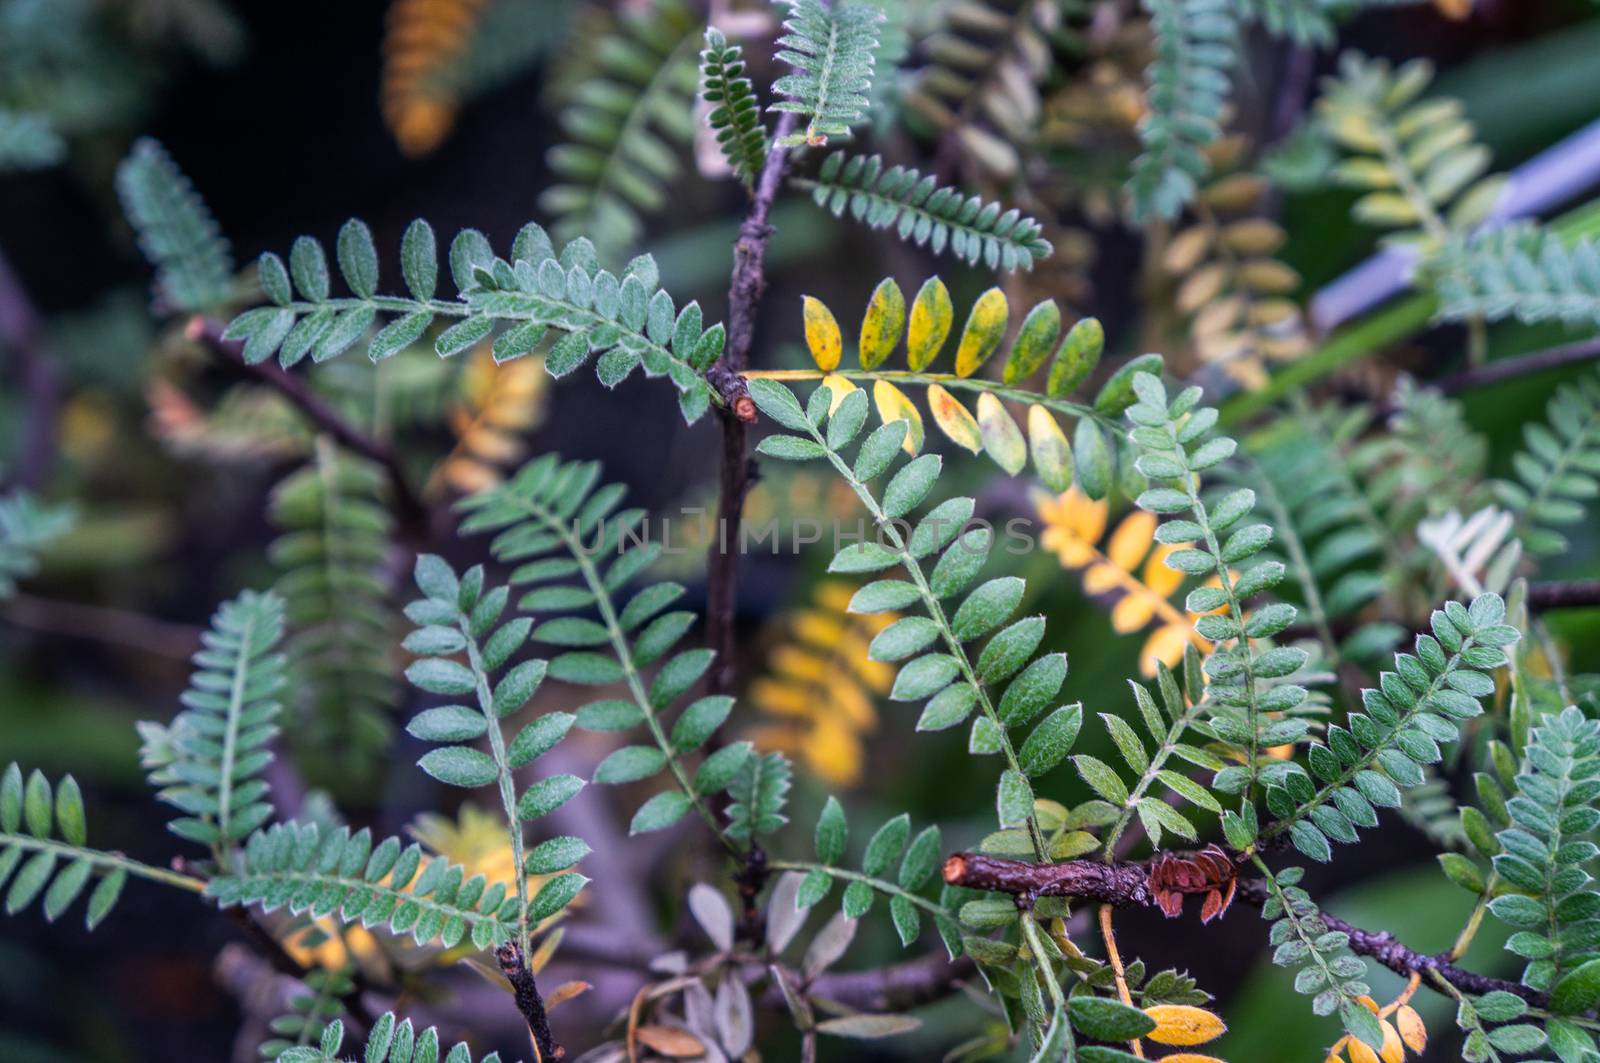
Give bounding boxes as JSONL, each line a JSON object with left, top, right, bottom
{"left": 859, "top": 277, "right": 906, "bottom": 369}
{"left": 1395, "top": 1006, "right": 1426, "bottom": 1053}
{"left": 873, "top": 380, "right": 924, "bottom": 454}
{"left": 976, "top": 393, "right": 1026, "bottom": 475}
{"left": 1378, "top": 1020, "right": 1405, "bottom": 1063}
{"left": 1027, "top": 405, "right": 1074, "bottom": 493}
{"left": 955, "top": 287, "right": 1009, "bottom": 377}
{"left": 820, "top": 373, "right": 858, "bottom": 413}
{"left": 815, "top": 580, "right": 855, "bottom": 612}
{"left": 1106, "top": 510, "right": 1157, "bottom": 571}
{"left": 793, "top": 609, "right": 848, "bottom": 647}
{"left": 1143, "top": 543, "right": 1185, "bottom": 597}
{"left": 1035, "top": 487, "right": 1107, "bottom": 568}
{"left": 1082, "top": 563, "right": 1122, "bottom": 595}
{"left": 908, "top": 276, "right": 952, "bottom": 370}
{"left": 1144, "top": 1005, "right": 1225, "bottom": 1047}
{"left": 1348, "top": 1039, "right": 1380, "bottom": 1063}
{"left": 927, "top": 384, "right": 983, "bottom": 453}
{"left": 823, "top": 671, "right": 878, "bottom": 728}
{"left": 801, "top": 713, "right": 866, "bottom": 786}
{"left": 802, "top": 295, "right": 842, "bottom": 370}
{"left": 749, "top": 677, "right": 810, "bottom": 716}
{"left": 1111, "top": 593, "right": 1156, "bottom": 633}
{"left": 771, "top": 645, "right": 830, "bottom": 682}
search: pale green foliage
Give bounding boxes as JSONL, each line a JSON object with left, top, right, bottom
{"left": 804, "top": 151, "right": 1052, "bottom": 271}
{"left": 1084, "top": 652, "right": 1226, "bottom": 853}
{"left": 700, "top": 27, "right": 768, "bottom": 186}
{"left": 1317, "top": 53, "right": 1503, "bottom": 250}
{"left": 1126, "top": 372, "right": 1309, "bottom": 796}
{"left": 1128, "top": 0, "right": 1238, "bottom": 222}
{"left": 0, "top": 107, "right": 63, "bottom": 171}
{"left": 277, "top": 1011, "right": 500, "bottom": 1063}
{"left": 1258, "top": 864, "right": 1385, "bottom": 1052}
{"left": 403, "top": 554, "right": 587, "bottom": 936}
{"left": 1259, "top": 594, "right": 1517, "bottom": 863}
{"left": 725, "top": 751, "right": 792, "bottom": 844}
{"left": 1487, "top": 707, "right": 1600, "bottom": 998}
{"left": 1435, "top": 223, "right": 1600, "bottom": 329}
{"left": 770, "top": 0, "right": 883, "bottom": 147}
{"left": 207, "top": 819, "right": 518, "bottom": 951}
{"left": 1493, "top": 368, "right": 1600, "bottom": 557}
{"left": 1233, "top": 0, "right": 1334, "bottom": 45}
{"left": 541, "top": 0, "right": 701, "bottom": 259}
{"left": 269, "top": 445, "right": 397, "bottom": 777}
{"left": 455, "top": 455, "right": 750, "bottom": 839}
{"left": 1, "top": 764, "right": 128, "bottom": 929}
{"left": 116, "top": 137, "right": 236, "bottom": 314}
{"left": 797, "top": 800, "right": 956, "bottom": 951}
{"left": 224, "top": 220, "right": 725, "bottom": 423}
{"left": 747, "top": 378, "right": 1083, "bottom": 857}
{"left": 0, "top": 488, "right": 73, "bottom": 597}
{"left": 259, "top": 967, "right": 351, "bottom": 1061}
{"left": 139, "top": 588, "right": 286, "bottom": 849}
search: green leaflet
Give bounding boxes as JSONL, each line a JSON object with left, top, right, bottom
{"left": 770, "top": 0, "right": 882, "bottom": 147}
{"left": 223, "top": 220, "right": 723, "bottom": 425}
{"left": 116, "top": 137, "right": 236, "bottom": 314}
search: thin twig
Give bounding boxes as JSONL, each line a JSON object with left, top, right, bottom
{"left": 1527, "top": 579, "right": 1600, "bottom": 611}
{"left": 0, "top": 245, "right": 60, "bottom": 491}
{"left": 703, "top": 108, "right": 800, "bottom": 699}
{"left": 1, "top": 592, "right": 203, "bottom": 658}
{"left": 184, "top": 316, "right": 432, "bottom": 541}
{"left": 1434, "top": 334, "right": 1600, "bottom": 398}
{"left": 944, "top": 852, "right": 1544, "bottom": 1007}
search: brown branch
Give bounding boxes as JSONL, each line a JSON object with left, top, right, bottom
{"left": 1527, "top": 579, "right": 1600, "bottom": 611}
{"left": 1, "top": 592, "right": 203, "bottom": 658}
{"left": 767, "top": 950, "right": 978, "bottom": 1015}
{"left": 0, "top": 245, "right": 61, "bottom": 491}
{"left": 497, "top": 941, "right": 564, "bottom": 1062}
{"left": 703, "top": 108, "right": 799, "bottom": 699}
{"left": 944, "top": 852, "right": 1540, "bottom": 1005}
{"left": 1434, "top": 334, "right": 1600, "bottom": 398}
{"left": 184, "top": 315, "right": 432, "bottom": 541}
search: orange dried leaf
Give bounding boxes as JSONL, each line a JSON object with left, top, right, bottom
{"left": 1144, "top": 1004, "right": 1226, "bottom": 1046}
{"left": 1396, "top": 1005, "right": 1426, "bottom": 1053}
{"left": 635, "top": 1025, "right": 706, "bottom": 1057}
{"left": 545, "top": 980, "right": 591, "bottom": 1011}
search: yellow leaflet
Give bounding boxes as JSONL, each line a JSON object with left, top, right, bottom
{"left": 1143, "top": 1004, "right": 1226, "bottom": 1046}
{"left": 976, "top": 393, "right": 1026, "bottom": 475}
{"left": 1395, "top": 1005, "right": 1426, "bottom": 1052}
{"left": 858, "top": 277, "right": 905, "bottom": 370}
{"left": 819, "top": 373, "right": 858, "bottom": 413}
{"left": 1107, "top": 510, "right": 1157, "bottom": 570}
{"left": 802, "top": 295, "right": 842, "bottom": 371}
{"left": 873, "top": 380, "right": 924, "bottom": 454}
{"left": 927, "top": 384, "right": 982, "bottom": 453}
{"left": 1002, "top": 300, "right": 1061, "bottom": 384}
{"left": 955, "top": 287, "right": 1009, "bottom": 377}
{"left": 907, "top": 277, "right": 952, "bottom": 371}
{"left": 1027, "top": 405, "right": 1073, "bottom": 493}
{"left": 1035, "top": 487, "right": 1106, "bottom": 568}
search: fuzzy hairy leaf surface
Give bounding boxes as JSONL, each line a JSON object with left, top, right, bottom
{"left": 770, "top": 0, "right": 883, "bottom": 147}
{"left": 1491, "top": 367, "right": 1600, "bottom": 557}
{"left": 1, "top": 764, "right": 138, "bottom": 930}
{"left": 1127, "top": 0, "right": 1238, "bottom": 222}
{"left": 116, "top": 137, "right": 235, "bottom": 314}
{"left": 276, "top": 1010, "right": 501, "bottom": 1062}
{"left": 805, "top": 151, "right": 1052, "bottom": 271}
{"left": 138, "top": 588, "right": 287, "bottom": 849}
{"left": 700, "top": 27, "right": 768, "bottom": 185}
{"left": 225, "top": 219, "right": 723, "bottom": 423}
{"left": 456, "top": 455, "right": 749, "bottom": 841}
{"left": 0, "top": 107, "right": 63, "bottom": 172}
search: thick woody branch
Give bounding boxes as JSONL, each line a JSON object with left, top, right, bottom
{"left": 184, "top": 315, "right": 431, "bottom": 541}
{"left": 497, "top": 942, "right": 564, "bottom": 1062}
{"left": 944, "top": 853, "right": 1540, "bottom": 1006}
{"left": 1527, "top": 579, "right": 1600, "bottom": 611}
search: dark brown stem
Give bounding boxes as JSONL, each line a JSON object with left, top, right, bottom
{"left": 0, "top": 245, "right": 60, "bottom": 491}
{"left": 768, "top": 950, "right": 977, "bottom": 1014}
{"left": 1, "top": 592, "right": 203, "bottom": 658}
{"left": 703, "top": 109, "right": 799, "bottom": 698}
{"left": 497, "top": 942, "right": 564, "bottom": 1062}
{"left": 1435, "top": 335, "right": 1600, "bottom": 398}
{"left": 947, "top": 853, "right": 1540, "bottom": 1006}
{"left": 734, "top": 842, "right": 770, "bottom": 946}
{"left": 1527, "top": 579, "right": 1600, "bottom": 611}
{"left": 185, "top": 316, "right": 431, "bottom": 541}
